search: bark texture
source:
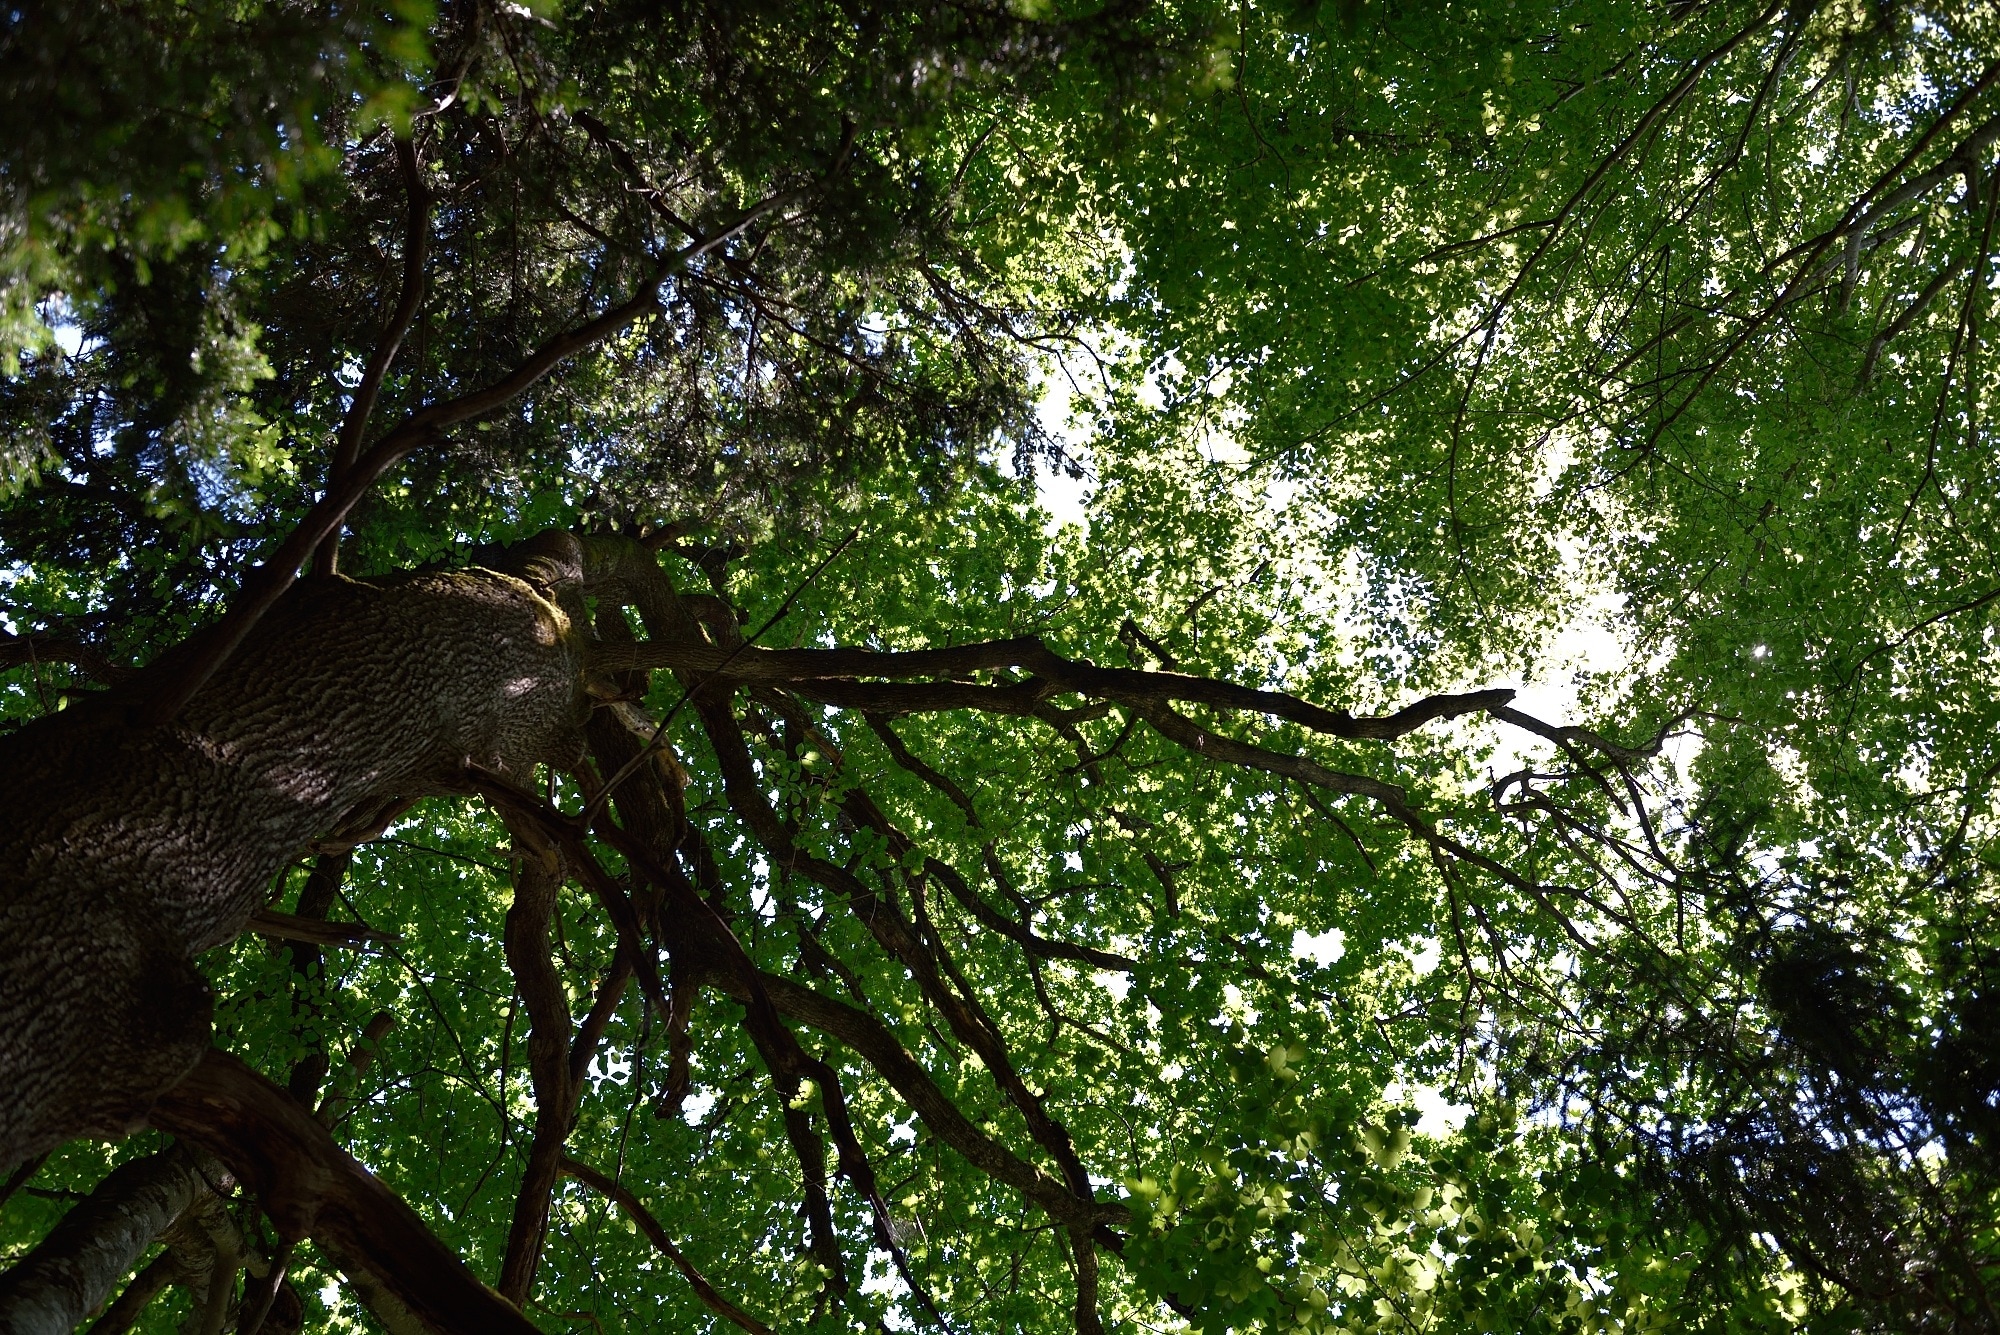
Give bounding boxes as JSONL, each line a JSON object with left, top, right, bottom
{"left": 0, "top": 1145, "right": 210, "bottom": 1334}
{"left": 0, "top": 563, "right": 588, "bottom": 1166}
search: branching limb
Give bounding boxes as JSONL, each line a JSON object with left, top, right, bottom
{"left": 594, "top": 637, "right": 1514, "bottom": 743}
{"left": 557, "top": 1158, "right": 774, "bottom": 1335}
{"left": 496, "top": 817, "right": 575, "bottom": 1306}
{"left": 700, "top": 700, "right": 1104, "bottom": 1214}
{"left": 314, "top": 135, "right": 430, "bottom": 578}
{"left": 149, "top": 1050, "right": 539, "bottom": 1335}
{"left": 698, "top": 963, "right": 1116, "bottom": 1231}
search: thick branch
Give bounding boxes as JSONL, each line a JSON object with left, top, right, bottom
{"left": 149, "top": 1050, "right": 538, "bottom": 1335}
{"left": 496, "top": 820, "right": 573, "bottom": 1306}
{"left": 593, "top": 637, "right": 1513, "bottom": 741}
{"left": 0, "top": 1146, "right": 209, "bottom": 1335}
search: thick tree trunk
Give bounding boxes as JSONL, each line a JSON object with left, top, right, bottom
{"left": 0, "top": 564, "right": 587, "bottom": 1167}
{"left": 0, "top": 534, "right": 649, "bottom": 1330}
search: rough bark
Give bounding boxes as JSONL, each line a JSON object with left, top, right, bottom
{"left": 0, "top": 565, "right": 588, "bottom": 1166}
{"left": 82, "top": 1250, "right": 174, "bottom": 1335}
{"left": 0, "top": 1145, "right": 211, "bottom": 1334}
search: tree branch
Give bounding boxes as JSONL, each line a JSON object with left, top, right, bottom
{"left": 699, "top": 700, "right": 1103, "bottom": 1215}
{"left": 0, "top": 630, "right": 127, "bottom": 683}
{"left": 557, "top": 1158, "right": 774, "bottom": 1335}
{"left": 149, "top": 1050, "right": 539, "bottom": 1335}
{"left": 314, "top": 136, "right": 430, "bottom": 578}
{"left": 592, "top": 636, "right": 1514, "bottom": 741}
{"left": 246, "top": 908, "right": 397, "bottom": 950}
{"left": 496, "top": 817, "right": 574, "bottom": 1306}
{"left": 696, "top": 964, "right": 1113, "bottom": 1231}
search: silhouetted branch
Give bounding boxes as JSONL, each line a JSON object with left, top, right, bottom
{"left": 558, "top": 1158, "right": 774, "bottom": 1335}
{"left": 150, "top": 1051, "right": 539, "bottom": 1335}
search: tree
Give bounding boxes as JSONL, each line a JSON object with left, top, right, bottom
{"left": 1072, "top": 0, "right": 2000, "bottom": 1325}
{"left": 3, "top": 1, "right": 1998, "bottom": 1333}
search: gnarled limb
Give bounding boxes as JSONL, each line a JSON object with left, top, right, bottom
{"left": 149, "top": 1049, "right": 538, "bottom": 1335}
{"left": 0, "top": 567, "right": 587, "bottom": 1165}
{"left": 495, "top": 815, "right": 574, "bottom": 1305}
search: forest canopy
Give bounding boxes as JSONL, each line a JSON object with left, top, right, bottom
{"left": 2, "top": 1, "right": 1998, "bottom": 1332}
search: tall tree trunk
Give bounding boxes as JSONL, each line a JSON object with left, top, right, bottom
{"left": 0, "top": 533, "right": 652, "bottom": 1331}
{"left": 0, "top": 563, "right": 588, "bottom": 1166}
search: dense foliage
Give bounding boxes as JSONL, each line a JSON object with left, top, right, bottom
{"left": 3, "top": 0, "right": 1999, "bottom": 1332}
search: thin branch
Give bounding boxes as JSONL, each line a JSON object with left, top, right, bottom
{"left": 558, "top": 1158, "right": 774, "bottom": 1335}
{"left": 135, "top": 190, "right": 809, "bottom": 727}
{"left": 314, "top": 136, "right": 430, "bottom": 577}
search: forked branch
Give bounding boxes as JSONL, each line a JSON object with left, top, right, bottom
{"left": 149, "top": 1051, "right": 538, "bottom": 1335}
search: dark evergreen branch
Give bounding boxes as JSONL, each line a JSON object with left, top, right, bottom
{"left": 315, "top": 135, "right": 430, "bottom": 578}
{"left": 135, "top": 189, "right": 814, "bottom": 728}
